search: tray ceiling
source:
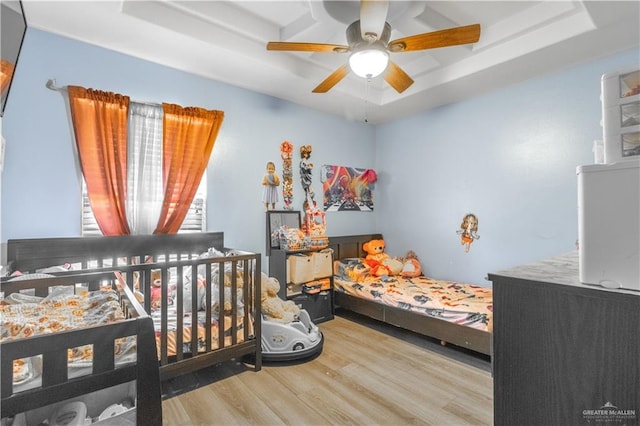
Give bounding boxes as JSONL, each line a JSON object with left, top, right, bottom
{"left": 23, "top": 1, "right": 640, "bottom": 124}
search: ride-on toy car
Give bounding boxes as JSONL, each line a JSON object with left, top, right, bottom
{"left": 261, "top": 309, "right": 323, "bottom": 361}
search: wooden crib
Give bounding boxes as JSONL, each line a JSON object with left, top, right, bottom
{"left": 5, "top": 232, "right": 262, "bottom": 380}
{"left": 1, "top": 271, "right": 162, "bottom": 424}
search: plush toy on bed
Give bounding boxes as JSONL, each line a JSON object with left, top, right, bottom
{"left": 261, "top": 272, "right": 300, "bottom": 323}
{"left": 400, "top": 250, "right": 423, "bottom": 278}
{"left": 362, "top": 239, "right": 403, "bottom": 277}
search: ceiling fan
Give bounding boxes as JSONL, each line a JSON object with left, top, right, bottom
{"left": 266, "top": 0, "right": 481, "bottom": 94}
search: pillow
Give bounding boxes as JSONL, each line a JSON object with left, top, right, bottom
{"left": 8, "top": 273, "right": 56, "bottom": 281}
{"left": 36, "top": 263, "right": 73, "bottom": 273}
{"left": 334, "top": 258, "right": 370, "bottom": 282}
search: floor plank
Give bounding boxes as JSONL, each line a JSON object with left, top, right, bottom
{"left": 162, "top": 311, "right": 493, "bottom": 425}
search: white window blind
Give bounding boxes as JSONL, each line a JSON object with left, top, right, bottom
{"left": 82, "top": 177, "right": 206, "bottom": 236}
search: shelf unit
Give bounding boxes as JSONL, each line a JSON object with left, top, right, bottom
{"left": 268, "top": 248, "right": 334, "bottom": 323}
{"left": 601, "top": 67, "right": 640, "bottom": 162}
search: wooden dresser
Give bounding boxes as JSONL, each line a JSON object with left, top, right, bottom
{"left": 488, "top": 252, "right": 639, "bottom": 426}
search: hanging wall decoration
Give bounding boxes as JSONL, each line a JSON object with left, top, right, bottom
{"left": 320, "top": 165, "right": 377, "bottom": 211}
{"left": 300, "top": 145, "right": 314, "bottom": 208}
{"left": 457, "top": 213, "right": 480, "bottom": 252}
{"left": 280, "top": 141, "right": 293, "bottom": 209}
{"left": 261, "top": 161, "right": 280, "bottom": 211}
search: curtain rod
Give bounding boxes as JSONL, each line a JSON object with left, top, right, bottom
{"left": 46, "top": 79, "right": 162, "bottom": 107}
{"left": 46, "top": 79, "right": 66, "bottom": 92}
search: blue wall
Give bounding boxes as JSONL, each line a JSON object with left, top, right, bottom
{"left": 1, "top": 28, "right": 638, "bottom": 284}
{"left": 376, "top": 49, "right": 639, "bottom": 284}
{"left": 1, "top": 28, "right": 377, "bottom": 261}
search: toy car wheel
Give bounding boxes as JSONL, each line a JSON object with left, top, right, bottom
{"left": 292, "top": 342, "right": 305, "bottom": 351}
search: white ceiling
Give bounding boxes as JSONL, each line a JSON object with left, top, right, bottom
{"left": 22, "top": 0, "right": 640, "bottom": 124}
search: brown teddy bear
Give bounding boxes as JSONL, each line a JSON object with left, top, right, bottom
{"left": 261, "top": 272, "right": 300, "bottom": 323}
{"left": 363, "top": 239, "right": 389, "bottom": 263}
{"left": 363, "top": 239, "right": 404, "bottom": 277}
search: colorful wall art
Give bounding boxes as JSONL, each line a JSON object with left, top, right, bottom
{"left": 320, "top": 165, "right": 377, "bottom": 212}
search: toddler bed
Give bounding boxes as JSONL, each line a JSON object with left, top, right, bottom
{"left": 5, "top": 232, "right": 262, "bottom": 380}
{"left": 328, "top": 234, "right": 492, "bottom": 356}
{"left": 0, "top": 270, "right": 162, "bottom": 424}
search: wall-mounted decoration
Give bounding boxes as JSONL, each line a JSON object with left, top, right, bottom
{"left": 457, "top": 213, "right": 480, "bottom": 252}
{"left": 280, "top": 141, "right": 293, "bottom": 209}
{"left": 320, "top": 165, "right": 377, "bottom": 212}
{"left": 300, "top": 145, "right": 314, "bottom": 209}
{"left": 261, "top": 161, "right": 280, "bottom": 211}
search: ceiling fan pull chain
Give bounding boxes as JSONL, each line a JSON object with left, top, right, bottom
{"left": 364, "top": 77, "right": 371, "bottom": 123}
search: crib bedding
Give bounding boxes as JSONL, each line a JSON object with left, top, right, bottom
{"left": 134, "top": 256, "right": 251, "bottom": 358}
{"left": 1, "top": 287, "right": 137, "bottom": 391}
{"left": 334, "top": 259, "right": 492, "bottom": 331}
{"left": 152, "top": 308, "right": 249, "bottom": 357}
{"left": 7, "top": 259, "right": 251, "bottom": 361}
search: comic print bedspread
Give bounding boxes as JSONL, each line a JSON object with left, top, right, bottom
{"left": 334, "top": 259, "right": 493, "bottom": 331}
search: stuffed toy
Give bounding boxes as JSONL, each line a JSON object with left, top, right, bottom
{"left": 382, "top": 257, "right": 403, "bottom": 276}
{"left": 362, "top": 239, "right": 393, "bottom": 277}
{"left": 261, "top": 272, "right": 300, "bottom": 323}
{"left": 400, "top": 250, "right": 423, "bottom": 278}
{"left": 149, "top": 269, "right": 176, "bottom": 310}
{"left": 363, "top": 239, "right": 388, "bottom": 263}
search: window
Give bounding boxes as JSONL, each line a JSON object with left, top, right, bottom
{"left": 82, "top": 178, "right": 206, "bottom": 236}
{"left": 80, "top": 101, "right": 207, "bottom": 236}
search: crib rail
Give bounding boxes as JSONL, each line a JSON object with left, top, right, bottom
{"left": 111, "top": 251, "right": 262, "bottom": 378}
{"left": 0, "top": 271, "right": 162, "bottom": 423}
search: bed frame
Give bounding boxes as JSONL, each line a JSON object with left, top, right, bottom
{"left": 1, "top": 271, "right": 162, "bottom": 424}
{"left": 328, "top": 234, "right": 491, "bottom": 356}
{"left": 5, "top": 232, "right": 262, "bottom": 380}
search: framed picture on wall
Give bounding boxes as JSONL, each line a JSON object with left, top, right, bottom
{"left": 265, "top": 210, "right": 301, "bottom": 256}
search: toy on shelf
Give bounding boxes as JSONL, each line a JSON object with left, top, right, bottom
{"left": 272, "top": 225, "right": 309, "bottom": 251}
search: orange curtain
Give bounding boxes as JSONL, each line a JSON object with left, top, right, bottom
{"left": 68, "top": 86, "right": 131, "bottom": 235}
{"left": 0, "top": 59, "right": 16, "bottom": 94}
{"left": 154, "top": 104, "right": 224, "bottom": 234}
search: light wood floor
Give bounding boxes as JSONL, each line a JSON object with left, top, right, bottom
{"left": 161, "top": 312, "right": 493, "bottom": 425}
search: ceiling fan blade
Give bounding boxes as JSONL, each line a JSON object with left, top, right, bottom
{"left": 312, "top": 64, "right": 350, "bottom": 93}
{"left": 388, "top": 24, "right": 481, "bottom": 52}
{"left": 267, "top": 42, "right": 349, "bottom": 53}
{"left": 383, "top": 61, "right": 414, "bottom": 93}
{"left": 360, "top": 0, "right": 389, "bottom": 40}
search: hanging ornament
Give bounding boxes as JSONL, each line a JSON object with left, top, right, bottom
{"left": 300, "top": 145, "right": 314, "bottom": 209}
{"left": 457, "top": 213, "right": 480, "bottom": 253}
{"left": 280, "top": 141, "right": 293, "bottom": 210}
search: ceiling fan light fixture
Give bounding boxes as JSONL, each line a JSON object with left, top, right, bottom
{"left": 349, "top": 48, "right": 389, "bottom": 78}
